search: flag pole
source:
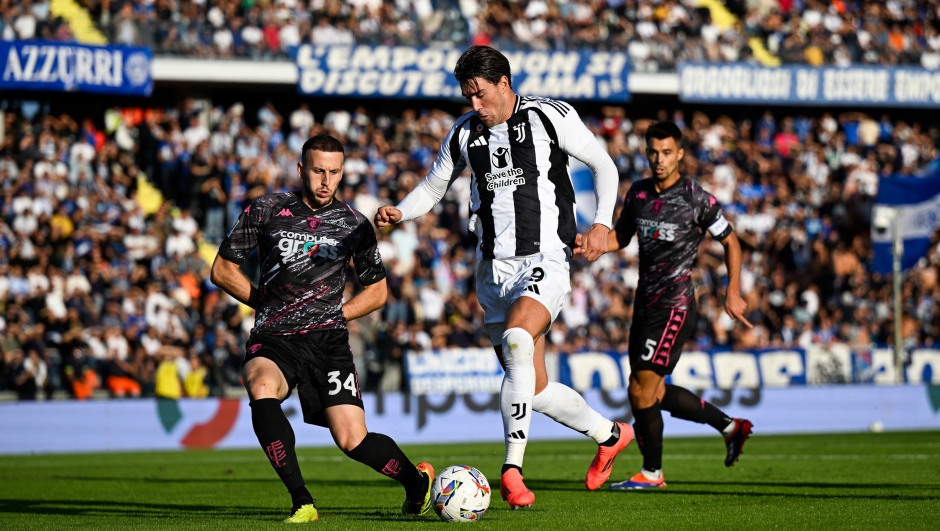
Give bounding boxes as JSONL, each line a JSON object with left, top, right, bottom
{"left": 892, "top": 210, "right": 903, "bottom": 384}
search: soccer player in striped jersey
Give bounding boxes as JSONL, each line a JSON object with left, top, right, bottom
{"left": 578, "top": 121, "right": 754, "bottom": 490}
{"left": 376, "top": 46, "right": 633, "bottom": 508}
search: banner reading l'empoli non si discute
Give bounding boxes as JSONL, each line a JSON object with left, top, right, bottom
{"left": 0, "top": 40, "right": 152, "bottom": 96}
{"left": 296, "top": 44, "right": 630, "bottom": 101}
{"left": 678, "top": 62, "right": 940, "bottom": 107}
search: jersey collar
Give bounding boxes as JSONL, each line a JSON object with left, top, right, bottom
{"left": 295, "top": 191, "right": 340, "bottom": 215}
{"left": 652, "top": 176, "right": 686, "bottom": 195}
{"left": 512, "top": 94, "right": 521, "bottom": 115}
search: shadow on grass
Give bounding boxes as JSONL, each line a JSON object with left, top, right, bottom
{"left": 0, "top": 499, "right": 447, "bottom": 524}
{"left": 668, "top": 480, "right": 940, "bottom": 490}
{"left": 513, "top": 479, "right": 940, "bottom": 501}
{"left": 0, "top": 499, "right": 283, "bottom": 519}
{"left": 49, "top": 476, "right": 410, "bottom": 489}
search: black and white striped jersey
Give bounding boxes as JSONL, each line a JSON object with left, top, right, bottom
{"left": 427, "top": 96, "right": 599, "bottom": 260}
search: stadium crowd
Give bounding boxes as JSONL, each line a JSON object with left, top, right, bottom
{"left": 0, "top": 97, "right": 938, "bottom": 400}
{"left": 0, "top": 0, "right": 915, "bottom": 69}
{"left": 0, "top": 0, "right": 72, "bottom": 42}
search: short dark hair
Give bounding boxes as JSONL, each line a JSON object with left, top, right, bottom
{"left": 645, "top": 121, "right": 683, "bottom": 145}
{"left": 454, "top": 46, "right": 512, "bottom": 90}
{"left": 301, "top": 134, "right": 344, "bottom": 162}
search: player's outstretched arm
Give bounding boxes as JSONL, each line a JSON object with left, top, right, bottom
{"left": 378, "top": 118, "right": 464, "bottom": 229}
{"left": 343, "top": 278, "right": 388, "bottom": 321}
{"left": 719, "top": 231, "right": 752, "bottom": 329}
{"left": 210, "top": 254, "right": 260, "bottom": 309}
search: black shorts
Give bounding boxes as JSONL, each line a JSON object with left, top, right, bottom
{"left": 245, "top": 330, "right": 363, "bottom": 427}
{"left": 629, "top": 305, "right": 698, "bottom": 376}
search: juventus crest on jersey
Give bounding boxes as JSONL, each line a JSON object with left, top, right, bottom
{"left": 427, "top": 95, "right": 597, "bottom": 260}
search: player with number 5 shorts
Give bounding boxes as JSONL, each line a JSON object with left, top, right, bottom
{"left": 577, "top": 121, "right": 754, "bottom": 490}
{"left": 376, "top": 46, "right": 634, "bottom": 508}
{"left": 212, "top": 135, "right": 434, "bottom": 522}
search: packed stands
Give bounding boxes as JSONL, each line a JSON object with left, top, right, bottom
{"left": 1, "top": 96, "right": 938, "bottom": 400}
{"left": 0, "top": 0, "right": 74, "bottom": 42}
{"left": 61, "top": 0, "right": 940, "bottom": 69}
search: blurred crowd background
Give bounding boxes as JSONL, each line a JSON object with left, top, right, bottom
{"left": 3, "top": 0, "right": 940, "bottom": 69}
{"left": 3, "top": 0, "right": 940, "bottom": 401}
{"left": 1, "top": 96, "right": 939, "bottom": 401}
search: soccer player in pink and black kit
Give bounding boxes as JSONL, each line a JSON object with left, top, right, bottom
{"left": 211, "top": 135, "right": 433, "bottom": 521}
{"left": 579, "top": 121, "right": 754, "bottom": 489}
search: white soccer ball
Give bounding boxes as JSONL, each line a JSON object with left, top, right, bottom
{"left": 431, "top": 465, "right": 491, "bottom": 522}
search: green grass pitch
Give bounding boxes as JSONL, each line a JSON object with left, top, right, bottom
{"left": 1, "top": 431, "right": 938, "bottom": 530}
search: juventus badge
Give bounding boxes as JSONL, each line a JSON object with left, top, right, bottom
{"left": 513, "top": 123, "right": 526, "bottom": 142}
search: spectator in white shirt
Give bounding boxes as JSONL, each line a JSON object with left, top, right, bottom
{"left": 183, "top": 115, "right": 210, "bottom": 153}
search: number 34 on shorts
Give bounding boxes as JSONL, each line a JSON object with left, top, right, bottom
{"left": 327, "top": 371, "right": 357, "bottom": 396}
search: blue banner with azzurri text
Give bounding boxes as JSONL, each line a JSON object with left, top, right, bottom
{"left": 296, "top": 44, "right": 630, "bottom": 101}
{"left": 0, "top": 41, "right": 152, "bottom": 96}
{"left": 678, "top": 63, "right": 940, "bottom": 107}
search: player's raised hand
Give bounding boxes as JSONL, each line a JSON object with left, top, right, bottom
{"left": 725, "top": 291, "right": 753, "bottom": 328}
{"left": 578, "top": 223, "right": 610, "bottom": 262}
{"left": 375, "top": 205, "right": 402, "bottom": 229}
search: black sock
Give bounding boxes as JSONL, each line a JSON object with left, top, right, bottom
{"left": 501, "top": 464, "right": 523, "bottom": 476}
{"left": 661, "top": 384, "right": 733, "bottom": 432}
{"left": 345, "top": 432, "right": 426, "bottom": 500}
{"left": 632, "top": 402, "right": 664, "bottom": 471}
{"left": 250, "top": 398, "right": 307, "bottom": 495}
{"left": 288, "top": 485, "right": 314, "bottom": 509}
{"left": 599, "top": 422, "right": 621, "bottom": 447}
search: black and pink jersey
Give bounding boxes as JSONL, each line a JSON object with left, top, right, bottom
{"left": 218, "top": 192, "right": 385, "bottom": 335}
{"left": 614, "top": 177, "right": 732, "bottom": 311}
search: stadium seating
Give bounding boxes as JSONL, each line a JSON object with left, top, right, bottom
{"left": 1, "top": 98, "right": 937, "bottom": 399}
{"left": 8, "top": 0, "right": 927, "bottom": 68}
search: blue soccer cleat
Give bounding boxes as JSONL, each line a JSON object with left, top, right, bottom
{"left": 609, "top": 470, "right": 666, "bottom": 490}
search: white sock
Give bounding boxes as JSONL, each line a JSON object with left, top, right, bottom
{"left": 532, "top": 382, "right": 614, "bottom": 444}
{"left": 721, "top": 419, "right": 737, "bottom": 435}
{"left": 641, "top": 468, "right": 662, "bottom": 480}
{"left": 501, "top": 328, "right": 536, "bottom": 468}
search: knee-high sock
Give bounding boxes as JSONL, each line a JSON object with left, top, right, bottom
{"left": 251, "top": 398, "right": 306, "bottom": 493}
{"left": 661, "top": 384, "right": 733, "bottom": 432}
{"left": 632, "top": 402, "right": 664, "bottom": 472}
{"left": 344, "top": 432, "right": 427, "bottom": 500}
{"left": 500, "top": 328, "right": 536, "bottom": 470}
{"left": 532, "top": 382, "right": 614, "bottom": 444}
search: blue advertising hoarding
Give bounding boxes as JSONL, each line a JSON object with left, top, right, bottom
{"left": 296, "top": 44, "right": 630, "bottom": 101}
{"left": 678, "top": 63, "right": 940, "bottom": 107}
{"left": 406, "top": 345, "right": 940, "bottom": 394}
{"left": 0, "top": 41, "right": 152, "bottom": 96}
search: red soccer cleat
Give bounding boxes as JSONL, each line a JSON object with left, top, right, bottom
{"left": 585, "top": 422, "right": 635, "bottom": 490}
{"left": 499, "top": 468, "right": 535, "bottom": 509}
{"left": 724, "top": 418, "right": 753, "bottom": 467}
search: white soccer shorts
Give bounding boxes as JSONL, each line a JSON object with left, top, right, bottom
{"left": 475, "top": 249, "right": 572, "bottom": 347}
